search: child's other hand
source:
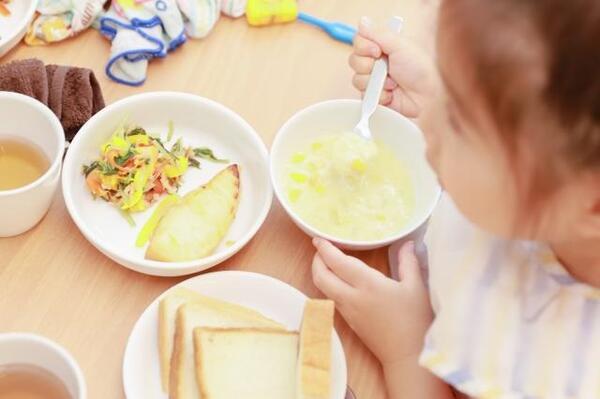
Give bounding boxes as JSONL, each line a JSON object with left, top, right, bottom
{"left": 311, "top": 238, "right": 433, "bottom": 366}
{"left": 349, "top": 17, "right": 438, "bottom": 118}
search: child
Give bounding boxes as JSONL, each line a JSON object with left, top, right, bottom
{"left": 312, "top": 1, "right": 600, "bottom": 398}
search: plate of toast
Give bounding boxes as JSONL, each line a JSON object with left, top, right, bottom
{"left": 122, "top": 271, "right": 348, "bottom": 399}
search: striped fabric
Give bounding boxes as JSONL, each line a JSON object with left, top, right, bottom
{"left": 420, "top": 195, "right": 600, "bottom": 399}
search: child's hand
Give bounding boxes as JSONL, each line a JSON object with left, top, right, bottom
{"left": 349, "top": 17, "right": 439, "bottom": 118}
{"left": 311, "top": 238, "right": 433, "bottom": 366}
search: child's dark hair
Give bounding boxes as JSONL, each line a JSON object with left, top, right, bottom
{"left": 445, "top": 0, "right": 600, "bottom": 171}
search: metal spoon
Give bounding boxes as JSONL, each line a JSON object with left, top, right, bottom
{"left": 353, "top": 16, "right": 405, "bottom": 141}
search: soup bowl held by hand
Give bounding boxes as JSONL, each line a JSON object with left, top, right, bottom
{"left": 0, "top": 92, "right": 65, "bottom": 237}
{"left": 270, "top": 99, "right": 441, "bottom": 250}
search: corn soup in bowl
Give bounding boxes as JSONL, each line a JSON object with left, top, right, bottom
{"left": 270, "top": 99, "right": 440, "bottom": 250}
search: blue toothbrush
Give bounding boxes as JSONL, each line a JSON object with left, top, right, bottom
{"left": 297, "top": 12, "right": 357, "bottom": 45}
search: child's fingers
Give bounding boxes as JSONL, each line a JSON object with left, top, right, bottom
{"left": 312, "top": 238, "right": 374, "bottom": 286}
{"left": 352, "top": 74, "right": 369, "bottom": 91}
{"left": 312, "top": 253, "right": 354, "bottom": 303}
{"left": 380, "top": 90, "right": 393, "bottom": 105}
{"left": 348, "top": 54, "right": 375, "bottom": 75}
{"left": 353, "top": 33, "right": 382, "bottom": 58}
{"left": 359, "top": 87, "right": 393, "bottom": 106}
{"left": 352, "top": 74, "right": 368, "bottom": 91}
{"left": 359, "top": 16, "right": 403, "bottom": 56}
{"left": 397, "top": 241, "right": 424, "bottom": 285}
{"left": 387, "top": 87, "right": 421, "bottom": 118}
{"left": 384, "top": 77, "right": 398, "bottom": 90}
{"left": 352, "top": 74, "right": 397, "bottom": 91}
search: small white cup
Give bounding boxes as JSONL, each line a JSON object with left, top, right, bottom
{"left": 0, "top": 333, "right": 86, "bottom": 399}
{"left": 0, "top": 92, "right": 65, "bottom": 237}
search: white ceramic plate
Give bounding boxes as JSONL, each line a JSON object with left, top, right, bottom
{"left": 0, "top": 0, "right": 36, "bottom": 58}
{"left": 122, "top": 271, "right": 348, "bottom": 399}
{"left": 62, "top": 92, "right": 272, "bottom": 276}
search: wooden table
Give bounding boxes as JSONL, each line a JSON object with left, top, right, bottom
{"left": 1, "top": 1, "right": 432, "bottom": 398}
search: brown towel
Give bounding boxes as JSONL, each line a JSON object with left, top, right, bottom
{"left": 0, "top": 58, "right": 105, "bottom": 141}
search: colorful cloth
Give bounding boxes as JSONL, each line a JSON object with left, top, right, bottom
{"left": 96, "top": 0, "right": 250, "bottom": 85}
{"left": 221, "top": 0, "right": 246, "bottom": 18}
{"left": 26, "top": 0, "right": 106, "bottom": 45}
{"left": 421, "top": 195, "right": 600, "bottom": 399}
{"left": 99, "top": 0, "right": 186, "bottom": 85}
{"left": 177, "top": 0, "right": 221, "bottom": 38}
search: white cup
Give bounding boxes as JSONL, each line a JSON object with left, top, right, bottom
{"left": 0, "top": 92, "right": 65, "bottom": 237}
{"left": 0, "top": 333, "right": 86, "bottom": 399}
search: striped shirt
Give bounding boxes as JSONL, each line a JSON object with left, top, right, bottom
{"left": 420, "top": 195, "right": 600, "bottom": 399}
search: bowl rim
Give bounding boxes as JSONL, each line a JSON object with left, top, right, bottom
{"left": 62, "top": 91, "right": 273, "bottom": 275}
{"left": 0, "top": 332, "right": 87, "bottom": 399}
{"left": 0, "top": 92, "right": 65, "bottom": 197}
{"left": 270, "top": 98, "right": 441, "bottom": 248}
{"left": 0, "top": 0, "right": 37, "bottom": 48}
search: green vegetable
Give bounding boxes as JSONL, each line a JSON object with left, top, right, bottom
{"left": 115, "top": 149, "right": 135, "bottom": 166}
{"left": 119, "top": 209, "right": 136, "bottom": 227}
{"left": 102, "top": 132, "right": 129, "bottom": 153}
{"left": 164, "top": 156, "right": 189, "bottom": 178}
{"left": 127, "top": 134, "right": 149, "bottom": 145}
{"left": 82, "top": 161, "right": 99, "bottom": 177}
{"left": 171, "top": 138, "right": 184, "bottom": 156}
{"left": 153, "top": 137, "right": 172, "bottom": 157}
{"left": 167, "top": 120, "right": 174, "bottom": 142}
{"left": 98, "top": 161, "right": 117, "bottom": 176}
{"left": 121, "top": 165, "right": 152, "bottom": 210}
{"left": 188, "top": 157, "right": 201, "bottom": 169}
{"left": 193, "top": 147, "right": 228, "bottom": 163}
{"left": 126, "top": 127, "right": 147, "bottom": 136}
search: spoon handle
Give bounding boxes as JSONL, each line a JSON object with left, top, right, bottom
{"left": 360, "top": 58, "right": 388, "bottom": 124}
{"left": 358, "top": 17, "right": 403, "bottom": 124}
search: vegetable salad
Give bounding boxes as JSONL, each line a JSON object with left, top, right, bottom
{"left": 83, "top": 123, "right": 226, "bottom": 215}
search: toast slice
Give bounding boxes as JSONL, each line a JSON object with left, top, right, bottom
{"left": 159, "top": 288, "right": 195, "bottom": 392}
{"left": 159, "top": 287, "right": 242, "bottom": 392}
{"left": 146, "top": 164, "right": 240, "bottom": 262}
{"left": 297, "top": 299, "right": 335, "bottom": 399}
{"left": 193, "top": 327, "right": 299, "bottom": 399}
{"left": 169, "top": 300, "right": 285, "bottom": 399}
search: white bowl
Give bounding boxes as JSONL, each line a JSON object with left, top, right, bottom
{"left": 62, "top": 92, "right": 272, "bottom": 276}
{"left": 0, "top": 92, "right": 65, "bottom": 237}
{"left": 270, "top": 99, "right": 441, "bottom": 250}
{"left": 0, "top": 333, "right": 86, "bottom": 399}
{"left": 0, "top": 0, "right": 36, "bottom": 58}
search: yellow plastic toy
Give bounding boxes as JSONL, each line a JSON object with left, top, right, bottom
{"left": 246, "top": 0, "right": 298, "bottom": 26}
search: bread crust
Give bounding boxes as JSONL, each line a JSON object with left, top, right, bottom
{"left": 169, "top": 305, "right": 187, "bottom": 399}
{"left": 298, "top": 299, "right": 335, "bottom": 399}
{"left": 158, "top": 295, "right": 170, "bottom": 392}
